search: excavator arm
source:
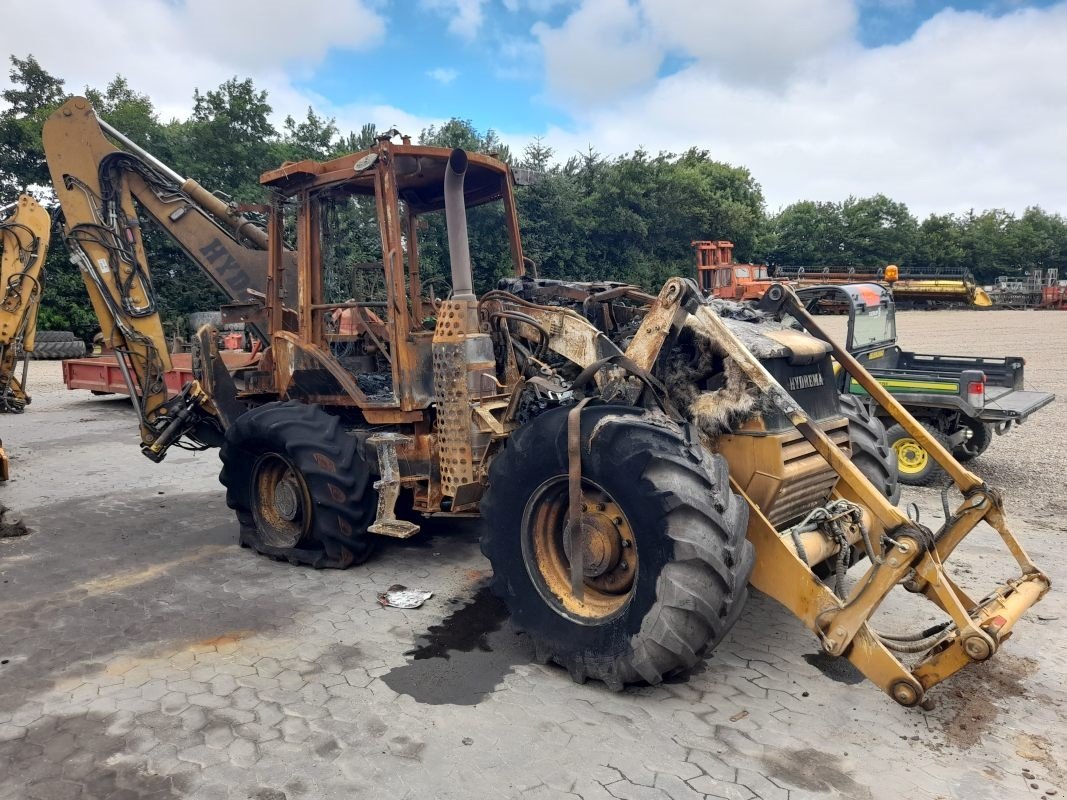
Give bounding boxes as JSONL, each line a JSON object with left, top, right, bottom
{"left": 0, "top": 194, "right": 51, "bottom": 411}
{"left": 41, "top": 96, "right": 281, "bottom": 460}
{"left": 0, "top": 194, "right": 51, "bottom": 480}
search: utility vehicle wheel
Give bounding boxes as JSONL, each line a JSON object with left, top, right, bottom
{"left": 952, "top": 418, "right": 992, "bottom": 462}
{"left": 480, "top": 404, "right": 754, "bottom": 689}
{"left": 887, "top": 422, "right": 950, "bottom": 487}
{"left": 219, "top": 401, "right": 377, "bottom": 568}
{"left": 838, "top": 395, "right": 900, "bottom": 505}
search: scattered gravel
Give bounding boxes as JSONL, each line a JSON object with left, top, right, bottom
{"left": 21, "top": 359, "right": 68, "bottom": 394}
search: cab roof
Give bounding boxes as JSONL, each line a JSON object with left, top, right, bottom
{"left": 260, "top": 143, "right": 512, "bottom": 214}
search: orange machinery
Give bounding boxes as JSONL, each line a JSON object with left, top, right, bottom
{"left": 693, "top": 240, "right": 992, "bottom": 308}
{"left": 693, "top": 240, "right": 777, "bottom": 301}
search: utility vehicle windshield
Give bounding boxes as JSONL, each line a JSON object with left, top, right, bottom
{"left": 851, "top": 297, "right": 895, "bottom": 349}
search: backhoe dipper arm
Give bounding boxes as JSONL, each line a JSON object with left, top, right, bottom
{"left": 41, "top": 96, "right": 272, "bottom": 460}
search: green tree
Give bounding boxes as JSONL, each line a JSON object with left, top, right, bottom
{"left": 766, "top": 201, "right": 845, "bottom": 265}
{"left": 416, "top": 119, "right": 514, "bottom": 291}
{"left": 839, "top": 194, "right": 918, "bottom": 266}
{"left": 335, "top": 123, "right": 379, "bottom": 155}
{"left": 958, "top": 209, "right": 1016, "bottom": 282}
{"left": 85, "top": 76, "right": 166, "bottom": 152}
{"left": 0, "top": 55, "right": 67, "bottom": 194}
{"left": 913, "top": 213, "right": 966, "bottom": 274}
{"left": 1008, "top": 207, "right": 1067, "bottom": 277}
{"left": 172, "top": 78, "right": 277, "bottom": 201}
{"left": 279, "top": 107, "right": 339, "bottom": 162}
{"left": 420, "top": 118, "right": 512, "bottom": 163}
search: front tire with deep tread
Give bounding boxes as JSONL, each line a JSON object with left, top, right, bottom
{"left": 219, "top": 401, "right": 377, "bottom": 568}
{"left": 480, "top": 404, "right": 754, "bottom": 689}
{"left": 838, "top": 395, "right": 900, "bottom": 504}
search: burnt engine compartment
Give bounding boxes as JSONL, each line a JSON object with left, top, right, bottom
{"left": 493, "top": 276, "right": 852, "bottom": 528}
{"left": 494, "top": 276, "right": 844, "bottom": 436}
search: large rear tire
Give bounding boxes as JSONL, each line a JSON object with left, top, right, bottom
{"left": 838, "top": 395, "right": 900, "bottom": 504}
{"left": 480, "top": 404, "right": 754, "bottom": 689}
{"left": 219, "top": 401, "right": 377, "bottom": 568}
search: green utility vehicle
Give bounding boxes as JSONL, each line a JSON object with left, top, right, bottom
{"left": 795, "top": 283, "right": 1055, "bottom": 485}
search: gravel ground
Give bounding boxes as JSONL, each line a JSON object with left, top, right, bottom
{"left": 20, "top": 359, "right": 69, "bottom": 394}
{"left": 0, "top": 310, "right": 1064, "bottom": 800}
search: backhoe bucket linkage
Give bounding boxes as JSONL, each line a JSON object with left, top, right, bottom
{"left": 658, "top": 279, "right": 1050, "bottom": 707}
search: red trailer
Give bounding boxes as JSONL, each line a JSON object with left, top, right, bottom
{"left": 62, "top": 352, "right": 255, "bottom": 397}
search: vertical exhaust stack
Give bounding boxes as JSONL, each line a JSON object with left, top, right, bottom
{"left": 432, "top": 148, "right": 497, "bottom": 503}
{"left": 443, "top": 148, "right": 476, "bottom": 303}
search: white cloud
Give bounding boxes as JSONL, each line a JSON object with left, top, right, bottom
{"left": 427, "top": 67, "right": 460, "bottom": 85}
{"left": 533, "top": 0, "right": 662, "bottom": 104}
{"left": 0, "top": 0, "right": 444, "bottom": 152}
{"left": 533, "top": 0, "right": 855, "bottom": 105}
{"left": 180, "top": 0, "right": 385, "bottom": 70}
{"left": 639, "top": 0, "right": 857, "bottom": 86}
{"left": 421, "top": 0, "right": 490, "bottom": 40}
{"left": 4, "top": 0, "right": 1064, "bottom": 217}
{"left": 0, "top": 0, "right": 387, "bottom": 124}
{"left": 532, "top": 2, "right": 1067, "bottom": 216}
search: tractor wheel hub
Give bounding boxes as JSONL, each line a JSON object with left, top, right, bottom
{"left": 575, "top": 515, "right": 622, "bottom": 577}
{"left": 274, "top": 477, "right": 300, "bottom": 521}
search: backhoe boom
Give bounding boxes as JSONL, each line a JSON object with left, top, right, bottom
{"left": 41, "top": 96, "right": 280, "bottom": 458}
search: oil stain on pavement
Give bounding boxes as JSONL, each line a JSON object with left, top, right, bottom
{"left": 382, "top": 586, "right": 533, "bottom": 705}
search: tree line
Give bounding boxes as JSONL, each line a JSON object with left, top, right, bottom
{"left": 2, "top": 55, "right": 1065, "bottom": 340}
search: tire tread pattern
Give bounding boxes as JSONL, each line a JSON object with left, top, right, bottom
{"left": 29, "top": 340, "right": 87, "bottom": 360}
{"left": 481, "top": 405, "right": 754, "bottom": 689}
{"left": 218, "top": 400, "right": 376, "bottom": 569}
{"left": 839, "top": 394, "right": 901, "bottom": 504}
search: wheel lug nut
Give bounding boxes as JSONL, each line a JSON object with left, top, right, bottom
{"left": 613, "top": 517, "right": 623, "bottom": 526}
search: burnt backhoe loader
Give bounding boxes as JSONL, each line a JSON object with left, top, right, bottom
{"left": 0, "top": 194, "right": 51, "bottom": 480}
{"left": 41, "top": 97, "right": 1048, "bottom": 707}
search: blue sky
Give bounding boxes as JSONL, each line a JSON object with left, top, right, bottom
{"left": 856, "top": 0, "right": 1061, "bottom": 43}
{"left": 5, "top": 0, "right": 1066, "bottom": 214}
{"left": 292, "top": 0, "right": 1062, "bottom": 141}
{"left": 295, "top": 1, "right": 570, "bottom": 131}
